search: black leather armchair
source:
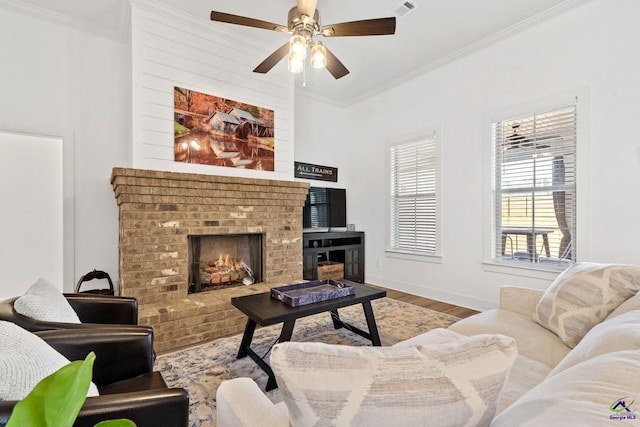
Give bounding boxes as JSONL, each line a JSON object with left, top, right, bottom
{"left": 0, "top": 327, "right": 189, "bottom": 427}
{"left": 0, "top": 293, "right": 138, "bottom": 332}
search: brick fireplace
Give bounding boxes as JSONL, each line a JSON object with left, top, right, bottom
{"left": 111, "top": 168, "right": 309, "bottom": 352}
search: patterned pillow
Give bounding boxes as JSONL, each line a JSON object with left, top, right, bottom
{"left": 0, "top": 321, "right": 98, "bottom": 400}
{"left": 14, "top": 277, "right": 81, "bottom": 323}
{"left": 532, "top": 262, "right": 640, "bottom": 348}
{"left": 271, "top": 334, "right": 517, "bottom": 427}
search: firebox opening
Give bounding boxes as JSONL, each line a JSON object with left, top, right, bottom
{"left": 188, "top": 233, "right": 263, "bottom": 294}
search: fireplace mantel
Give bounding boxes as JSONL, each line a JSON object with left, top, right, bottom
{"left": 111, "top": 167, "right": 309, "bottom": 351}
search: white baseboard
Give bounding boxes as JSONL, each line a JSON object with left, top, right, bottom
{"left": 365, "top": 273, "right": 497, "bottom": 312}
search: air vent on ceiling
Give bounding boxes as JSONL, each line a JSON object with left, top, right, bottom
{"left": 392, "top": 1, "right": 418, "bottom": 19}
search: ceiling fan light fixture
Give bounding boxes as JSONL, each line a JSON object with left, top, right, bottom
{"left": 310, "top": 41, "right": 327, "bottom": 69}
{"left": 289, "top": 34, "right": 307, "bottom": 60}
{"left": 287, "top": 53, "right": 304, "bottom": 73}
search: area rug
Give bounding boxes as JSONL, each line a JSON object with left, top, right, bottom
{"left": 155, "top": 297, "right": 460, "bottom": 427}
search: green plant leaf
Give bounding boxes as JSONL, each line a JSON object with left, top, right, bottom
{"left": 95, "top": 420, "right": 137, "bottom": 427}
{"left": 7, "top": 352, "right": 96, "bottom": 427}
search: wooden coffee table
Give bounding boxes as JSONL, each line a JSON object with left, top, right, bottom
{"left": 231, "top": 280, "right": 386, "bottom": 390}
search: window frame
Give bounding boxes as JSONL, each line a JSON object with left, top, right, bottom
{"left": 386, "top": 130, "right": 442, "bottom": 263}
{"left": 487, "top": 98, "right": 581, "bottom": 273}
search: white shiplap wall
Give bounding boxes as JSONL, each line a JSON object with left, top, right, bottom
{"left": 130, "top": 0, "right": 295, "bottom": 180}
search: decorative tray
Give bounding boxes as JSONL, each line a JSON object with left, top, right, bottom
{"left": 271, "top": 279, "right": 355, "bottom": 307}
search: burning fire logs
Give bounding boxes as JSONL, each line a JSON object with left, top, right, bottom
{"left": 200, "top": 253, "right": 248, "bottom": 285}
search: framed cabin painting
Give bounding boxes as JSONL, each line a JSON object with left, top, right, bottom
{"left": 173, "top": 86, "right": 275, "bottom": 171}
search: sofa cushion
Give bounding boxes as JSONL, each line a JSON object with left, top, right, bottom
{"left": 14, "top": 277, "right": 81, "bottom": 323}
{"left": 393, "top": 327, "right": 466, "bottom": 347}
{"left": 548, "top": 309, "right": 640, "bottom": 376}
{"left": 271, "top": 334, "right": 517, "bottom": 427}
{"left": 606, "top": 291, "right": 640, "bottom": 320}
{"left": 448, "top": 309, "right": 569, "bottom": 367}
{"left": 490, "top": 350, "right": 640, "bottom": 427}
{"left": 216, "top": 378, "right": 290, "bottom": 427}
{"left": 0, "top": 321, "right": 98, "bottom": 400}
{"left": 532, "top": 262, "right": 640, "bottom": 348}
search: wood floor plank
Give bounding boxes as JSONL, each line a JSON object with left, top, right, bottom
{"left": 375, "top": 286, "right": 480, "bottom": 318}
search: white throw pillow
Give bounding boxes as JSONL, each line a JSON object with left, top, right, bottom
{"left": 491, "top": 350, "right": 640, "bottom": 427}
{"left": 14, "top": 277, "right": 81, "bottom": 323}
{"left": 271, "top": 334, "right": 517, "bottom": 427}
{"left": 532, "top": 262, "right": 640, "bottom": 348}
{"left": 548, "top": 309, "right": 640, "bottom": 376}
{"left": 0, "top": 321, "right": 98, "bottom": 400}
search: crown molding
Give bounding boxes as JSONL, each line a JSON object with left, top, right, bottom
{"left": 0, "top": 0, "right": 130, "bottom": 42}
{"left": 350, "top": 0, "right": 594, "bottom": 107}
{"left": 298, "top": 0, "right": 595, "bottom": 108}
{"left": 129, "top": 0, "right": 275, "bottom": 51}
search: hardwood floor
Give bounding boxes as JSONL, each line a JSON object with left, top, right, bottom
{"left": 374, "top": 285, "right": 480, "bottom": 319}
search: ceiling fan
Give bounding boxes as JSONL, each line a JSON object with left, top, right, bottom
{"left": 210, "top": 0, "right": 396, "bottom": 79}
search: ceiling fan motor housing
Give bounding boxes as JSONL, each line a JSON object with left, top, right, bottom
{"left": 288, "top": 6, "right": 320, "bottom": 37}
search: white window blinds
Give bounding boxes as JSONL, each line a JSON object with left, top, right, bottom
{"left": 389, "top": 134, "right": 437, "bottom": 255}
{"left": 493, "top": 104, "right": 577, "bottom": 265}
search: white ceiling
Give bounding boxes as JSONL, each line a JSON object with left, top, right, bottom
{"left": 3, "top": 0, "right": 586, "bottom": 105}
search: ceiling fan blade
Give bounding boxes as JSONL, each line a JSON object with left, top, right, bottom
{"left": 324, "top": 47, "right": 350, "bottom": 79}
{"left": 210, "top": 11, "right": 288, "bottom": 32}
{"left": 253, "top": 42, "right": 290, "bottom": 74}
{"left": 321, "top": 17, "right": 396, "bottom": 37}
{"left": 297, "top": 0, "right": 317, "bottom": 17}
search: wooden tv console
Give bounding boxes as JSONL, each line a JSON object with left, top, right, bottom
{"left": 302, "top": 231, "right": 365, "bottom": 283}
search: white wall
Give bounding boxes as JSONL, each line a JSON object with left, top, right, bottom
{"left": 293, "top": 93, "right": 351, "bottom": 193}
{"left": 0, "top": 8, "right": 130, "bottom": 293}
{"left": 296, "top": 0, "right": 640, "bottom": 310}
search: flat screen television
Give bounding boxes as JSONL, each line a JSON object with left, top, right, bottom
{"left": 303, "top": 187, "right": 346, "bottom": 229}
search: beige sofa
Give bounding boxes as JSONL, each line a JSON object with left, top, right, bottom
{"left": 217, "top": 263, "right": 640, "bottom": 427}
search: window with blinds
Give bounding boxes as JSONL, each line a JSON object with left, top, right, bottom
{"left": 389, "top": 134, "right": 438, "bottom": 255}
{"left": 493, "top": 104, "right": 577, "bottom": 267}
